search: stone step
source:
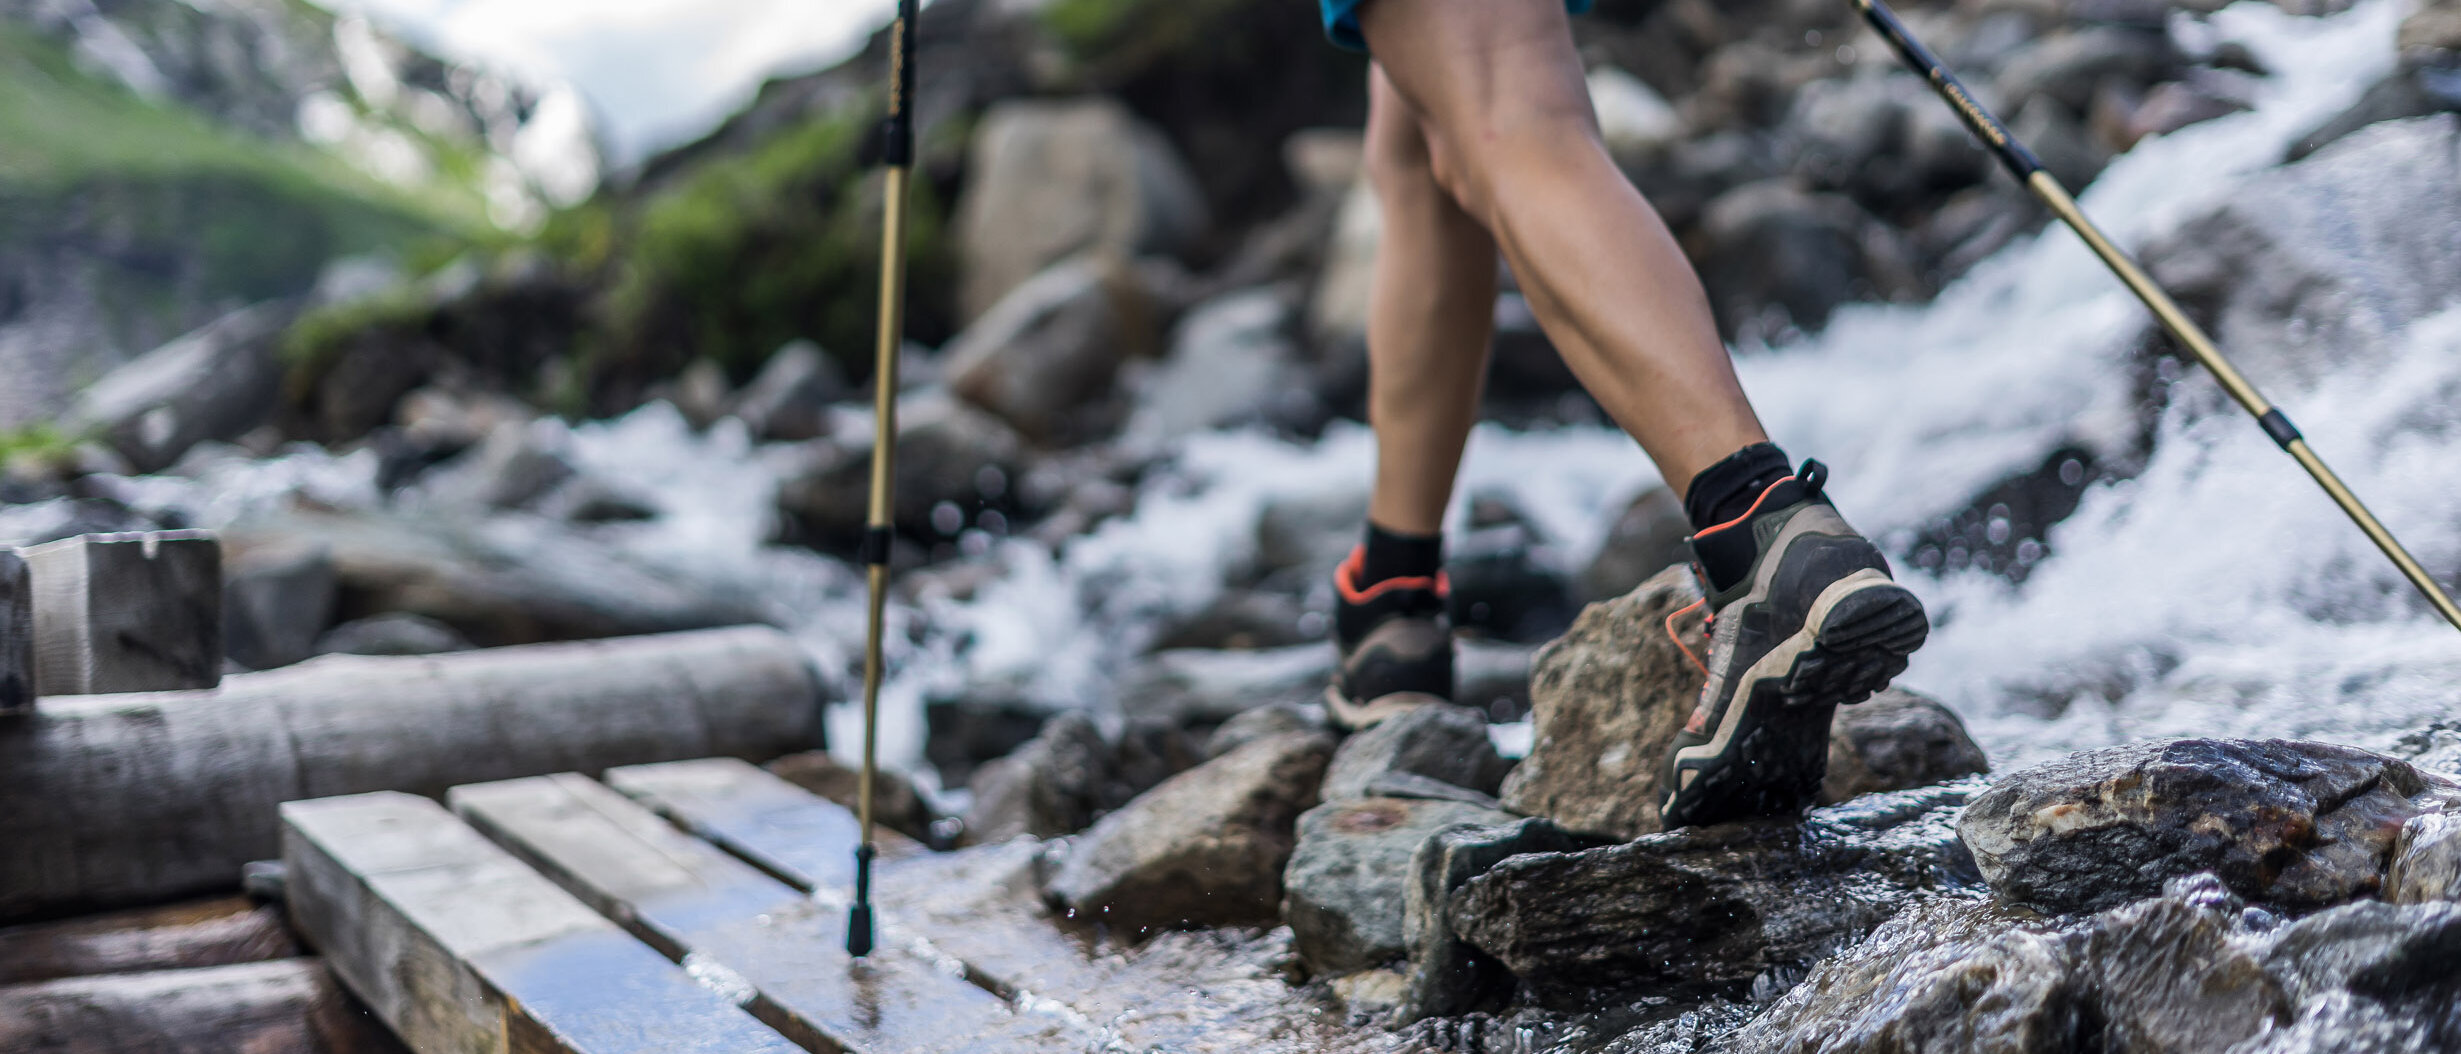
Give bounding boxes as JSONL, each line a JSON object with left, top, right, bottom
{"left": 451, "top": 772, "right": 1087, "bottom": 1054}
{"left": 280, "top": 790, "right": 799, "bottom": 1054}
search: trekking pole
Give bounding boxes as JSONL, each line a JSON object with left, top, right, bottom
{"left": 847, "top": 0, "right": 919, "bottom": 959}
{"left": 1851, "top": 0, "right": 2461, "bottom": 633}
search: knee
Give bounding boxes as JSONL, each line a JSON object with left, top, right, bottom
{"left": 1425, "top": 96, "right": 1605, "bottom": 215}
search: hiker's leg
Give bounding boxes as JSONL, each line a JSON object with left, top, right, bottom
{"left": 1361, "top": 63, "right": 1500, "bottom": 535}
{"left": 1357, "top": 0, "right": 1768, "bottom": 488}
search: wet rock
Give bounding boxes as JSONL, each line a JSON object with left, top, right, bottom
{"left": 220, "top": 544, "right": 337, "bottom": 671}
{"left": 66, "top": 302, "right": 293, "bottom": 474}
{"left": 1993, "top": 26, "right": 2176, "bottom": 114}
{"left": 1500, "top": 566, "right": 1702, "bottom": 841}
{"left": 395, "top": 386, "right": 537, "bottom": 455}
{"left": 1126, "top": 644, "right": 1333, "bottom": 726}
{"left": 1322, "top": 702, "right": 1510, "bottom": 802}
{"left": 2260, "top": 899, "right": 2461, "bottom": 1004}
{"left": 1110, "top": 714, "right": 1203, "bottom": 808}
{"left": 1711, "top": 898, "right": 2078, "bottom": 1054}
{"left": 1150, "top": 589, "right": 1312, "bottom": 652}
{"left": 1284, "top": 797, "right": 1516, "bottom": 976}
{"left": 311, "top": 613, "right": 473, "bottom": 657}
{"left": 1820, "top": 688, "right": 1990, "bottom": 804}
{"left": 2144, "top": 116, "right": 2461, "bottom": 391}
{"left": 728, "top": 340, "right": 843, "bottom": 442}
{"left": 1957, "top": 738, "right": 2461, "bottom": 914}
{"left": 2082, "top": 875, "right": 2292, "bottom": 1053}
{"left": 1692, "top": 180, "right": 1910, "bottom": 340}
{"left": 954, "top": 98, "right": 1208, "bottom": 322}
{"left": 766, "top": 750, "right": 937, "bottom": 844}
{"left": 1121, "top": 288, "right": 1312, "bottom": 451}
{"left": 944, "top": 255, "right": 1157, "bottom": 446}
{"left": 924, "top": 694, "right": 1051, "bottom": 788}
{"left": 1364, "top": 772, "right": 1503, "bottom": 810}
{"left": 2115, "top": 77, "right": 2255, "bottom": 150}
{"left": 1305, "top": 181, "right": 1379, "bottom": 347}
{"left": 774, "top": 391, "right": 1026, "bottom": 551}
{"left": 1590, "top": 65, "right": 1685, "bottom": 161}
{"left": 415, "top": 419, "right": 575, "bottom": 511}
{"left": 1579, "top": 486, "right": 1692, "bottom": 603}
{"left": 2010, "top": 94, "right": 2111, "bottom": 191}
{"left": 1455, "top": 638, "right": 1537, "bottom": 722}
{"left": 1045, "top": 730, "right": 1334, "bottom": 934}
{"left": 1204, "top": 700, "right": 1330, "bottom": 759}
{"left": 2386, "top": 811, "right": 2461, "bottom": 905}
{"left": 1398, "top": 818, "right": 1587, "bottom": 1023}
{"left": 651, "top": 359, "right": 733, "bottom": 430}
{"left": 1446, "top": 524, "right": 1579, "bottom": 644}
{"left": 2402, "top": 0, "right": 2461, "bottom": 66}
{"left": 964, "top": 712, "right": 1112, "bottom": 843}
{"left": 1453, "top": 783, "right": 1980, "bottom": 1007}
{"left": 2391, "top": 721, "right": 2461, "bottom": 777}
{"left": 1252, "top": 488, "right": 1367, "bottom": 587}
{"left": 2286, "top": 66, "right": 2461, "bottom": 161}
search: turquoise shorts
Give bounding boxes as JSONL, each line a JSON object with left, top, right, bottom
{"left": 1319, "top": 0, "right": 1595, "bottom": 51}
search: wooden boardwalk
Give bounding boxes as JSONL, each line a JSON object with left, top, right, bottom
{"left": 284, "top": 759, "right": 1396, "bottom": 1054}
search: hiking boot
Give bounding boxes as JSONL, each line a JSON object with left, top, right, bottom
{"left": 1326, "top": 546, "right": 1453, "bottom": 731}
{"left": 1658, "top": 460, "right": 1929, "bottom": 828}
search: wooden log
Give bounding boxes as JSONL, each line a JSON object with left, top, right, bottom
{"left": 0, "top": 895, "right": 298, "bottom": 985}
{"left": 283, "top": 791, "right": 798, "bottom": 1054}
{"left": 25, "top": 530, "right": 223, "bottom": 696}
{"left": 0, "top": 958, "right": 406, "bottom": 1054}
{"left": 0, "top": 549, "right": 29, "bottom": 717}
{"left": 609, "top": 760, "right": 1308, "bottom": 1053}
{"left": 0, "top": 626, "right": 822, "bottom": 922}
{"left": 452, "top": 773, "right": 1084, "bottom": 1054}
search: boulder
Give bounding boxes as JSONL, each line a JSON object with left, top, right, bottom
{"left": 65, "top": 302, "right": 293, "bottom": 474}
{"left": 963, "top": 712, "right": 1113, "bottom": 843}
{"left": 944, "top": 255, "right": 1156, "bottom": 446}
{"left": 312, "top": 613, "right": 472, "bottom": 657}
{"left": 923, "top": 693, "right": 1050, "bottom": 788}
{"left": 765, "top": 751, "right": 937, "bottom": 845}
{"left": 2392, "top": 721, "right": 2461, "bottom": 777}
{"left": 2386, "top": 811, "right": 2461, "bottom": 905}
{"left": 1283, "top": 797, "right": 1516, "bottom": 976}
{"left": 2260, "top": 899, "right": 2461, "bottom": 1004}
{"left": 1120, "top": 289, "right": 1309, "bottom": 451}
{"left": 773, "top": 391, "right": 1026, "bottom": 551}
{"left": 1589, "top": 65, "right": 1685, "bottom": 161}
{"left": 1204, "top": 700, "right": 1330, "bottom": 759}
{"left": 221, "top": 543, "right": 337, "bottom": 671}
{"left": 2081, "top": 874, "right": 2292, "bottom": 1053}
{"left": 2401, "top": 0, "right": 2461, "bottom": 67}
{"left": 1321, "top": 702, "right": 1510, "bottom": 802}
{"left": 1396, "top": 818, "right": 1588, "bottom": 1024}
{"left": 1710, "top": 898, "right": 2079, "bottom": 1054}
{"left": 1956, "top": 739, "right": 2461, "bottom": 914}
{"left": 728, "top": 340, "right": 843, "bottom": 443}
{"left": 1124, "top": 644, "right": 1333, "bottom": 726}
{"left": 1444, "top": 524, "right": 1579, "bottom": 644}
{"left": 1499, "top": 566, "right": 1702, "bottom": 841}
{"left": 1150, "top": 589, "right": 1313, "bottom": 652}
{"left": 1452, "top": 783, "right": 1981, "bottom": 1007}
{"left": 1044, "top": 730, "right": 1334, "bottom": 935}
{"left": 2285, "top": 66, "right": 2461, "bottom": 162}
{"left": 1362, "top": 772, "right": 1502, "bottom": 810}
{"left": 414, "top": 420, "right": 575, "bottom": 511}
{"left": 1305, "top": 181, "right": 1379, "bottom": 347}
{"left": 1992, "top": 26, "right": 2176, "bottom": 114}
{"left": 954, "top": 98, "right": 1208, "bottom": 322}
{"left": 2144, "top": 116, "right": 2461, "bottom": 392}
{"left": 1819, "top": 688, "right": 1990, "bottom": 804}
{"left": 1692, "top": 180, "right": 1915, "bottom": 340}
{"left": 1577, "top": 486, "right": 1690, "bottom": 603}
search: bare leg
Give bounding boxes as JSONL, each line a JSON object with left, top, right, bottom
{"left": 1357, "top": 0, "right": 1768, "bottom": 488}
{"left": 1362, "top": 65, "right": 1499, "bottom": 536}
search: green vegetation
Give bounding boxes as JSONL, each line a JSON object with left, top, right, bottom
{"left": 1036, "top": 0, "right": 1251, "bottom": 73}
{"left": 0, "top": 424, "right": 81, "bottom": 472}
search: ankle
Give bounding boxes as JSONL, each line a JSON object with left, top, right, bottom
{"left": 1360, "top": 521, "right": 1443, "bottom": 586}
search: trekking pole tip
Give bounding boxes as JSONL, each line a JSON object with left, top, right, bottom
{"left": 845, "top": 902, "right": 875, "bottom": 958}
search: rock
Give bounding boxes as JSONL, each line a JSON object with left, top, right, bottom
{"left": 774, "top": 391, "right": 1026, "bottom": 551}
{"left": 1589, "top": 66, "right": 1685, "bottom": 161}
{"left": 2401, "top": 0, "right": 2461, "bottom": 67}
{"left": 1579, "top": 486, "right": 1691, "bottom": 603}
{"left": 924, "top": 693, "right": 1051, "bottom": 788}
{"left": 64, "top": 302, "right": 294, "bottom": 474}
{"left": 1322, "top": 702, "right": 1510, "bottom": 801}
{"left": 764, "top": 750, "right": 938, "bottom": 845}
{"left": 1499, "top": 566, "right": 1702, "bottom": 841}
{"left": 2009, "top": 94, "right": 2111, "bottom": 191}
{"left": 1445, "top": 524, "right": 1579, "bottom": 644}
{"left": 954, "top": 98, "right": 1209, "bottom": 322}
{"left": 963, "top": 712, "right": 1112, "bottom": 843}
{"left": 1454, "top": 638, "right": 1536, "bottom": 722}
{"left": 1283, "top": 129, "right": 1363, "bottom": 196}
{"left": 1204, "top": 700, "right": 1330, "bottom": 759}
{"left": 1783, "top": 73, "right": 1909, "bottom": 195}
{"left": 944, "top": 255, "right": 1156, "bottom": 446}
{"left": 2144, "top": 116, "right": 2461, "bottom": 392}
{"left": 1992, "top": 26, "right": 2175, "bottom": 114}
{"left": 1284, "top": 797, "right": 1517, "bottom": 976}
{"left": 1150, "top": 589, "right": 1313, "bottom": 652}
{"left": 395, "top": 386, "right": 538, "bottom": 454}
{"left": 2260, "top": 899, "right": 2461, "bottom": 1004}
{"left": 728, "top": 340, "right": 843, "bottom": 442}
{"left": 221, "top": 543, "right": 337, "bottom": 671}
{"left": 1044, "top": 730, "right": 1334, "bottom": 934}
{"left": 1305, "top": 181, "right": 1379, "bottom": 347}
{"left": 1453, "top": 783, "right": 1981, "bottom": 1007}
{"left": 1693, "top": 180, "right": 1906, "bottom": 340}
{"left": 653, "top": 359, "right": 733, "bottom": 431}
{"left": 1125, "top": 644, "right": 1333, "bottom": 726}
{"left": 414, "top": 420, "right": 575, "bottom": 511}
{"left": 1397, "top": 818, "right": 1587, "bottom": 1023}
{"left": 311, "top": 613, "right": 473, "bottom": 657}
{"left": 2391, "top": 721, "right": 2461, "bottom": 777}
{"left": 2082, "top": 875, "right": 2292, "bottom": 1053}
{"left": 2285, "top": 67, "right": 2461, "bottom": 161}
{"left": 1957, "top": 738, "right": 2461, "bottom": 914}
{"left": 1820, "top": 688, "right": 1990, "bottom": 804}
{"left": 1710, "top": 898, "right": 2078, "bottom": 1054}
{"left": 1252, "top": 488, "right": 1367, "bottom": 587}
{"left": 2386, "top": 811, "right": 2461, "bottom": 905}
{"left": 1363, "top": 772, "right": 1503, "bottom": 810}
{"left": 1120, "top": 288, "right": 1310, "bottom": 451}
{"left": 1110, "top": 715, "right": 1202, "bottom": 806}
{"left": 2116, "top": 78, "right": 2254, "bottom": 150}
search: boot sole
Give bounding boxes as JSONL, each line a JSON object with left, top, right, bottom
{"left": 1662, "top": 573, "right": 1929, "bottom": 827}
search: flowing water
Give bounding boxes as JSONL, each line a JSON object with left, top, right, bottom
{"left": 80, "top": 0, "right": 2460, "bottom": 798}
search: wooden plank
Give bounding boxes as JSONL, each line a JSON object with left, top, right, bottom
{"left": 452, "top": 773, "right": 1085, "bottom": 1054}
{"left": 1, "top": 625, "right": 821, "bottom": 923}
{"left": 0, "top": 896, "right": 297, "bottom": 985}
{"left": 0, "top": 958, "right": 405, "bottom": 1054}
{"left": 282, "top": 791, "right": 799, "bottom": 1054}
{"left": 607, "top": 760, "right": 1329, "bottom": 1053}
{"left": 0, "top": 548, "right": 28, "bottom": 716}
{"left": 25, "top": 530, "right": 222, "bottom": 696}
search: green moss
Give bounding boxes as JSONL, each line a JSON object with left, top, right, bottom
{"left": 0, "top": 424, "right": 80, "bottom": 471}
{"left": 1036, "top": 0, "right": 1250, "bottom": 72}
{"left": 277, "top": 286, "right": 431, "bottom": 397}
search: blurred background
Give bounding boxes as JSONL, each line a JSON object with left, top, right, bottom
{"left": 2, "top": 0, "right": 2458, "bottom": 820}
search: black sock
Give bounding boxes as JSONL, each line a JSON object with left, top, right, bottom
{"left": 1683, "top": 443, "right": 1793, "bottom": 531}
{"left": 1361, "top": 521, "right": 1443, "bottom": 585}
